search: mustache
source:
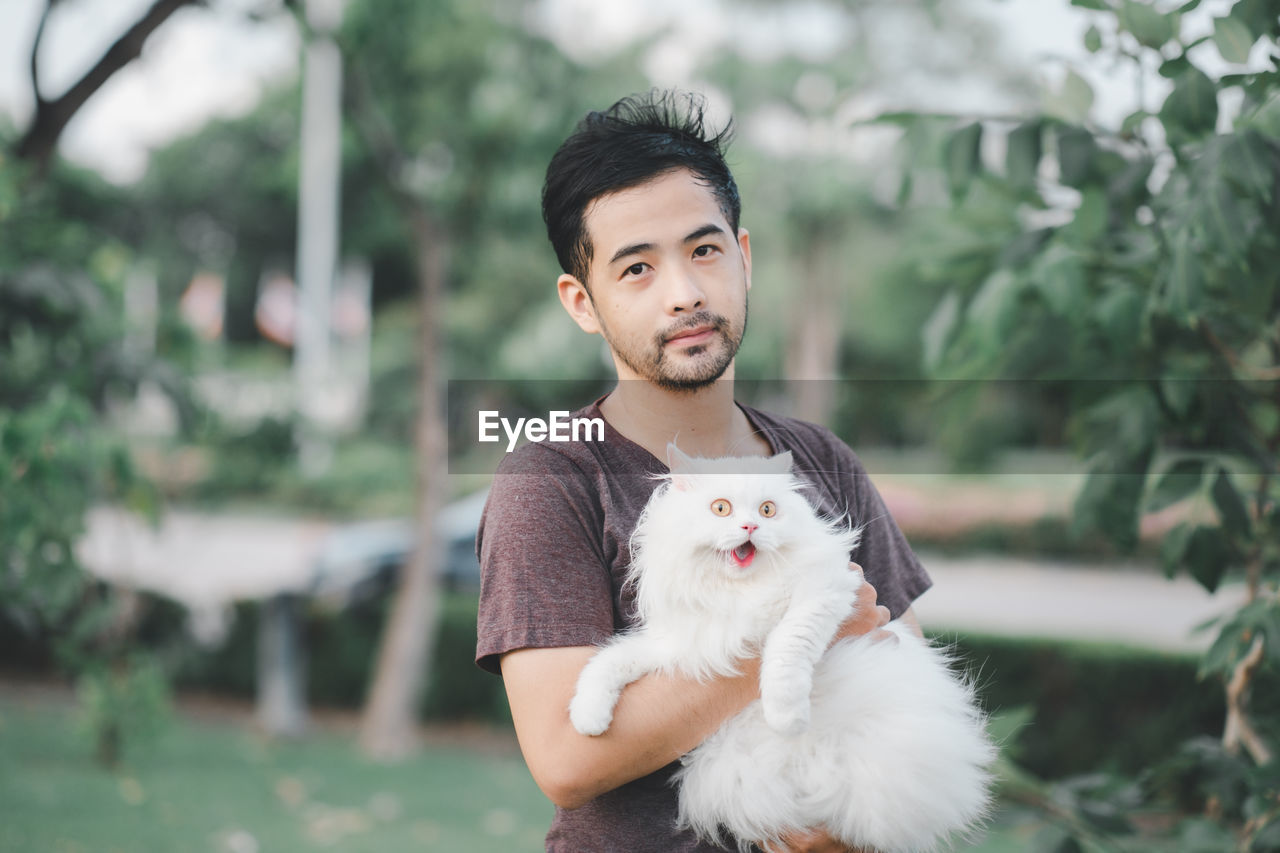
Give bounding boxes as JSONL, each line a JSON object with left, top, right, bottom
{"left": 658, "top": 312, "right": 729, "bottom": 344}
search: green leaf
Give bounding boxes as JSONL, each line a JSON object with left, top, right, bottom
{"left": 1061, "top": 188, "right": 1109, "bottom": 246}
{"left": 1165, "top": 231, "right": 1205, "bottom": 323}
{"left": 1056, "top": 126, "right": 1098, "bottom": 186}
{"left": 860, "top": 111, "right": 929, "bottom": 129}
{"left": 1216, "top": 132, "right": 1274, "bottom": 203}
{"left": 1094, "top": 285, "right": 1143, "bottom": 348}
{"left": 1147, "top": 457, "right": 1206, "bottom": 512}
{"left": 895, "top": 169, "right": 914, "bottom": 207}
{"left": 1107, "top": 154, "right": 1154, "bottom": 204}
{"left": 1201, "top": 600, "right": 1280, "bottom": 677}
{"left": 1005, "top": 120, "right": 1043, "bottom": 190}
{"left": 1081, "top": 386, "right": 1160, "bottom": 458}
{"left": 1084, "top": 24, "right": 1104, "bottom": 53}
{"left": 944, "top": 122, "right": 983, "bottom": 203}
{"left": 966, "top": 268, "right": 1022, "bottom": 343}
{"left": 1044, "top": 71, "right": 1095, "bottom": 124}
{"left": 1184, "top": 525, "right": 1233, "bottom": 592}
{"left": 1210, "top": 467, "right": 1252, "bottom": 540}
{"left": 1120, "top": 109, "right": 1149, "bottom": 137}
{"left": 1230, "top": 0, "right": 1280, "bottom": 41}
{"left": 1198, "top": 182, "right": 1256, "bottom": 266}
{"left": 1241, "top": 91, "right": 1280, "bottom": 140}
{"left": 1212, "top": 15, "right": 1256, "bottom": 63}
{"left": 1161, "top": 522, "right": 1194, "bottom": 578}
{"left": 1075, "top": 465, "right": 1149, "bottom": 552}
{"left": 1159, "top": 68, "right": 1219, "bottom": 145}
{"left": 1070, "top": 0, "right": 1110, "bottom": 8}
{"left": 922, "top": 291, "right": 961, "bottom": 373}
{"left": 1160, "top": 376, "right": 1199, "bottom": 417}
{"left": 1159, "top": 54, "right": 1193, "bottom": 79}
{"left": 1119, "top": 0, "right": 1180, "bottom": 48}
{"left": 1032, "top": 244, "right": 1087, "bottom": 314}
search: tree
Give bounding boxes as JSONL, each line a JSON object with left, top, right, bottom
{"left": 4, "top": 0, "right": 287, "bottom": 765}
{"left": 335, "top": 0, "right": 634, "bottom": 757}
{"left": 15, "top": 0, "right": 201, "bottom": 173}
{"left": 0, "top": 155, "right": 173, "bottom": 765}
{"left": 913, "top": 0, "right": 1280, "bottom": 846}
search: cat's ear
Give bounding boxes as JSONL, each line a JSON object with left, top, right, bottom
{"left": 764, "top": 450, "right": 794, "bottom": 474}
{"left": 666, "top": 443, "right": 696, "bottom": 491}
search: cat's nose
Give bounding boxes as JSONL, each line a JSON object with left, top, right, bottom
{"left": 741, "top": 523, "right": 758, "bottom": 535}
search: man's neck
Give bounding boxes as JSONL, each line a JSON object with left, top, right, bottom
{"left": 599, "top": 375, "right": 771, "bottom": 463}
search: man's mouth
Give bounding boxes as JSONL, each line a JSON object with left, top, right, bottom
{"left": 666, "top": 325, "right": 717, "bottom": 346}
{"left": 729, "top": 540, "right": 756, "bottom": 568}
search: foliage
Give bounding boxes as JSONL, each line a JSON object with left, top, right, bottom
{"left": 0, "top": 153, "right": 180, "bottom": 766}
{"left": 171, "top": 591, "right": 509, "bottom": 725}
{"left": 955, "top": 634, "right": 1233, "bottom": 779}
{"left": 910, "top": 0, "right": 1280, "bottom": 847}
{"left": 75, "top": 652, "right": 171, "bottom": 767}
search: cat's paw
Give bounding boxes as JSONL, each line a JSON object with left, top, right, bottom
{"left": 569, "top": 690, "right": 615, "bottom": 736}
{"left": 762, "top": 694, "right": 811, "bottom": 736}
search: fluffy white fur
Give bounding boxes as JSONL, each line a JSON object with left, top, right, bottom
{"left": 569, "top": 445, "right": 996, "bottom": 852}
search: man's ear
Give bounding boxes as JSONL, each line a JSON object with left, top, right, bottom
{"left": 737, "top": 227, "right": 753, "bottom": 291}
{"left": 557, "top": 273, "right": 600, "bottom": 335}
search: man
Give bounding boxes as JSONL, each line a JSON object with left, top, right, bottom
{"left": 475, "top": 90, "right": 932, "bottom": 852}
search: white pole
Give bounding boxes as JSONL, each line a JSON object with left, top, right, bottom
{"left": 294, "top": 0, "right": 345, "bottom": 476}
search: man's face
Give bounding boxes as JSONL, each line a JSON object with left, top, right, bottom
{"left": 562, "top": 168, "right": 752, "bottom": 392}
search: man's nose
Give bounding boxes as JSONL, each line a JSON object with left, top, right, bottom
{"left": 665, "top": 268, "right": 705, "bottom": 313}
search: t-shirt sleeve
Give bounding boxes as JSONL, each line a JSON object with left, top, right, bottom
{"left": 840, "top": 445, "right": 932, "bottom": 620}
{"left": 474, "top": 444, "right": 616, "bottom": 675}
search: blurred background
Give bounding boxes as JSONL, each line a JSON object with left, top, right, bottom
{"left": 2, "top": 0, "right": 1278, "bottom": 850}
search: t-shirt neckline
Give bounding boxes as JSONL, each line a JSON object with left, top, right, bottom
{"left": 588, "top": 393, "right": 780, "bottom": 471}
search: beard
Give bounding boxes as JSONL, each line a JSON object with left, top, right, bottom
{"left": 599, "top": 300, "right": 748, "bottom": 393}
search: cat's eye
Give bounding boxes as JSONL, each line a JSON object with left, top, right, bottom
{"left": 759, "top": 501, "right": 777, "bottom": 518}
{"left": 710, "top": 499, "right": 732, "bottom": 516}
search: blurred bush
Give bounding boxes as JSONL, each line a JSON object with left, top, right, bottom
{"left": 167, "top": 591, "right": 509, "bottom": 725}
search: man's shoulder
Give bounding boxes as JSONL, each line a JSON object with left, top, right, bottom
{"left": 493, "top": 434, "right": 596, "bottom": 478}
{"left": 741, "top": 404, "right": 859, "bottom": 466}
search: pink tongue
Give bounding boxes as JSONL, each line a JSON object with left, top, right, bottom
{"left": 732, "top": 541, "right": 756, "bottom": 566}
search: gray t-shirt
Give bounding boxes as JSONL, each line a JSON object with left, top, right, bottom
{"left": 475, "top": 398, "right": 932, "bottom": 852}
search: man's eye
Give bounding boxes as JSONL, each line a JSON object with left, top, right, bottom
{"left": 692, "top": 244, "right": 718, "bottom": 258}
{"left": 625, "top": 263, "right": 647, "bottom": 277}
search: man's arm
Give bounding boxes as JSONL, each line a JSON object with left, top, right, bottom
{"left": 501, "top": 645, "right": 760, "bottom": 809}
{"left": 501, "top": 571, "right": 893, "bottom": 811}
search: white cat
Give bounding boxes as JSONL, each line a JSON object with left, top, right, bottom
{"left": 569, "top": 445, "right": 995, "bottom": 853}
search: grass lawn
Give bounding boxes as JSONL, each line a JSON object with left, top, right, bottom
{"left": 0, "top": 687, "right": 552, "bottom": 853}
{"left": 0, "top": 685, "right": 1058, "bottom": 852}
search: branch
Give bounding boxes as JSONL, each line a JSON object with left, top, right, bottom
{"left": 1223, "top": 634, "right": 1273, "bottom": 765}
{"left": 29, "top": 0, "right": 54, "bottom": 107}
{"left": 1201, "top": 322, "right": 1280, "bottom": 381}
{"left": 14, "top": 0, "right": 201, "bottom": 171}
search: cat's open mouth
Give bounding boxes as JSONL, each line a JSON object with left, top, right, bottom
{"left": 729, "top": 541, "right": 756, "bottom": 569}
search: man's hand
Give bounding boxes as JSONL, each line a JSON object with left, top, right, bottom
{"left": 833, "top": 564, "right": 892, "bottom": 645}
{"left": 767, "top": 828, "right": 874, "bottom": 852}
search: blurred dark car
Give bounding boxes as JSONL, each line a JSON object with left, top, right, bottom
{"left": 308, "top": 489, "right": 488, "bottom": 606}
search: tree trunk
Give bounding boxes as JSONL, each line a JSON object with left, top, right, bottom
{"left": 357, "top": 206, "right": 448, "bottom": 759}
{"left": 785, "top": 237, "right": 843, "bottom": 427}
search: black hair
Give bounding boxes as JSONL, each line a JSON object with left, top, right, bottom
{"left": 541, "top": 89, "right": 740, "bottom": 288}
